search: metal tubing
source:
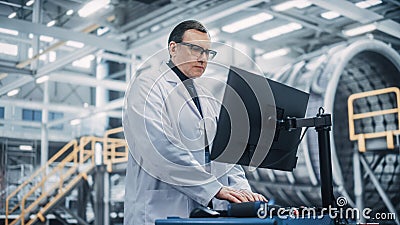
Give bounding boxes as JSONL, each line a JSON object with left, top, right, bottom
{"left": 316, "top": 119, "right": 335, "bottom": 208}
{"left": 353, "top": 147, "right": 365, "bottom": 223}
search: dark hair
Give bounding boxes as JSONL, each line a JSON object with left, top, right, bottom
{"left": 168, "top": 20, "right": 208, "bottom": 45}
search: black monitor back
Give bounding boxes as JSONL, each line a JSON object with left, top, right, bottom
{"left": 210, "top": 66, "right": 309, "bottom": 171}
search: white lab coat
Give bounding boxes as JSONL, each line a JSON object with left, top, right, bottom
{"left": 123, "top": 62, "right": 251, "bottom": 225}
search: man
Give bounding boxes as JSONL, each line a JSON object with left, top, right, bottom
{"left": 123, "top": 20, "right": 267, "bottom": 225}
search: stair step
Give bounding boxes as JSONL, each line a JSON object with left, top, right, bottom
{"left": 39, "top": 197, "right": 48, "bottom": 206}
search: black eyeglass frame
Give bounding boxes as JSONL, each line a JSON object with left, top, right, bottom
{"left": 177, "top": 42, "right": 217, "bottom": 60}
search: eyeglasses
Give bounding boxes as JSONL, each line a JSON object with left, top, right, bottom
{"left": 177, "top": 42, "right": 217, "bottom": 60}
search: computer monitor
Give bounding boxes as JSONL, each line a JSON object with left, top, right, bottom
{"left": 210, "top": 66, "right": 309, "bottom": 171}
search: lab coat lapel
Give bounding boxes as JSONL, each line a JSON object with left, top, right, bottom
{"left": 160, "top": 63, "right": 202, "bottom": 119}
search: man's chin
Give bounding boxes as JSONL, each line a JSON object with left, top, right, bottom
{"left": 191, "top": 72, "right": 204, "bottom": 78}
{"left": 187, "top": 70, "right": 204, "bottom": 78}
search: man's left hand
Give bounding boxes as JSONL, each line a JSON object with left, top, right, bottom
{"left": 236, "top": 189, "right": 268, "bottom": 202}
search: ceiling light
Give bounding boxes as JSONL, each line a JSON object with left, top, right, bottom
{"left": 66, "top": 41, "right": 85, "bottom": 48}
{"left": 222, "top": 12, "right": 274, "bottom": 33}
{"left": 49, "top": 51, "right": 56, "bottom": 62}
{"left": 0, "top": 42, "right": 18, "bottom": 56}
{"left": 72, "top": 55, "right": 95, "bottom": 68}
{"left": 262, "top": 48, "right": 290, "bottom": 59}
{"left": 19, "top": 145, "right": 33, "bottom": 151}
{"left": 0, "top": 73, "right": 8, "bottom": 80}
{"left": 70, "top": 119, "right": 81, "bottom": 125}
{"left": 0, "top": 28, "right": 18, "bottom": 36}
{"left": 355, "top": 0, "right": 382, "bottom": 9}
{"left": 272, "top": 0, "right": 311, "bottom": 11}
{"left": 26, "top": 0, "right": 34, "bottom": 6}
{"left": 208, "top": 28, "right": 220, "bottom": 37}
{"left": 29, "top": 48, "right": 47, "bottom": 61}
{"left": 343, "top": 23, "right": 377, "bottom": 36}
{"left": 40, "top": 35, "right": 54, "bottom": 42}
{"left": 8, "top": 12, "right": 17, "bottom": 19}
{"left": 47, "top": 20, "right": 56, "bottom": 27}
{"left": 86, "top": 55, "right": 95, "bottom": 61}
{"left": 97, "top": 27, "right": 110, "bottom": 36}
{"left": 296, "top": 0, "right": 312, "bottom": 9}
{"left": 150, "top": 25, "right": 161, "bottom": 32}
{"left": 66, "top": 9, "right": 74, "bottom": 16}
{"left": 7, "top": 88, "right": 19, "bottom": 97}
{"left": 36, "top": 75, "right": 49, "bottom": 84}
{"left": 78, "top": 0, "right": 110, "bottom": 18}
{"left": 321, "top": 11, "right": 341, "bottom": 20}
{"left": 252, "top": 22, "right": 303, "bottom": 41}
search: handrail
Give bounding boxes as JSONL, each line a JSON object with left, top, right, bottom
{"left": 348, "top": 87, "right": 400, "bottom": 152}
{"left": 14, "top": 146, "right": 79, "bottom": 225}
{"left": 26, "top": 136, "right": 99, "bottom": 225}
{"left": 6, "top": 136, "right": 101, "bottom": 225}
{"left": 104, "top": 127, "right": 128, "bottom": 172}
{"left": 6, "top": 127, "right": 130, "bottom": 225}
{"left": 5, "top": 139, "right": 78, "bottom": 225}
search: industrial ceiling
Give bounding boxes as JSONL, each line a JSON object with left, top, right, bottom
{"left": 0, "top": 0, "right": 399, "bottom": 141}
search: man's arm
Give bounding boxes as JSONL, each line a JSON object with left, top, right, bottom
{"left": 125, "top": 75, "right": 249, "bottom": 205}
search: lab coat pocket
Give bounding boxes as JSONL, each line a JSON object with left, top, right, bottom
{"left": 144, "top": 189, "right": 189, "bottom": 225}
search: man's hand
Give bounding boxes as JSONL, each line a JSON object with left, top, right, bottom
{"left": 237, "top": 189, "right": 268, "bottom": 202}
{"left": 215, "top": 187, "right": 268, "bottom": 203}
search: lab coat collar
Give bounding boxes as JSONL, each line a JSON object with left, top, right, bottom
{"left": 159, "top": 61, "right": 181, "bottom": 85}
{"left": 159, "top": 61, "right": 203, "bottom": 119}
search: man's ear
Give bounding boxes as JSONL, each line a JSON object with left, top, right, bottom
{"left": 169, "top": 42, "right": 176, "bottom": 56}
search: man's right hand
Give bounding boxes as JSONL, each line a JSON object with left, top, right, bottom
{"left": 215, "top": 186, "right": 249, "bottom": 203}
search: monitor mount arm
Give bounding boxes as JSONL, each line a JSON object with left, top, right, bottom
{"left": 277, "top": 107, "right": 335, "bottom": 208}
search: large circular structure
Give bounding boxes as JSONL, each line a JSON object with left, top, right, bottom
{"left": 245, "top": 39, "right": 400, "bottom": 224}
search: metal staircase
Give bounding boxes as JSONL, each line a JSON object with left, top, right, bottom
{"left": 5, "top": 127, "right": 128, "bottom": 225}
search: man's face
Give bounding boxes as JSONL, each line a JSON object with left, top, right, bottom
{"left": 169, "top": 29, "right": 211, "bottom": 78}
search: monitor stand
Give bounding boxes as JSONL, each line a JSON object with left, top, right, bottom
{"left": 278, "top": 107, "right": 335, "bottom": 208}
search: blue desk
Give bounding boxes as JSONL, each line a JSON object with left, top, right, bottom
{"left": 155, "top": 215, "right": 334, "bottom": 225}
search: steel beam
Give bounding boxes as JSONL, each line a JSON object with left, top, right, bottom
{"left": 0, "top": 33, "right": 31, "bottom": 44}
{"left": 47, "top": 97, "right": 123, "bottom": 127}
{"left": 0, "top": 46, "right": 97, "bottom": 96}
{"left": 38, "top": 46, "right": 98, "bottom": 75}
{"left": 377, "top": 19, "right": 400, "bottom": 39}
{"left": 94, "top": 165, "right": 108, "bottom": 225}
{"left": 127, "top": 0, "right": 263, "bottom": 52}
{"left": 0, "top": 118, "right": 41, "bottom": 127}
{"left": 0, "top": 64, "right": 32, "bottom": 75}
{"left": 106, "top": 110, "right": 122, "bottom": 118}
{"left": 308, "top": 1, "right": 400, "bottom": 39}
{"left": 122, "top": 1, "right": 208, "bottom": 39}
{"left": 0, "top": 18, "right": 127, "bottom": 54}
{"left": 0, "top": 128, "right": 73, "bottom": 142}
{"left": 309, "top": 0, "right": 383, "bottom": 24}
{"left": 97, "top": 52, "right": 133, "bottom": 64}
{"left": 49, "top": 71, "right": 127, "bottom": 92}
{"left": 0, "top": 98, "right": 88, "bottom": 113}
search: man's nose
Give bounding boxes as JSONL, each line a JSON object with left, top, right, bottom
{"left": 198, "top": 51, "right": 208, "bottom": 62}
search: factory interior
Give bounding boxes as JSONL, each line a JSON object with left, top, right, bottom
{"left": 0, "top": 0, "right": 399, "bottom": 224}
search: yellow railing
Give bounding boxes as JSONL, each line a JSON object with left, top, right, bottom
{"left": 5, "top": 127, "right": 129, "bottom": 225}
{"left": 348, "top": 87, "right": 400, "bottom": 152}
{"left": 28, "top": 136, "right": 100, "bottom": 225}
{"left": 5, "top": 139, "right": 78, "bottom": 225}
{"left": 104, "top": 127, "right": 128, "bottom": 172}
